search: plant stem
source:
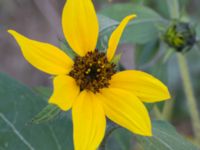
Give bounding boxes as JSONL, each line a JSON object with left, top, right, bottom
{"left": 166, "top": 0, "right": 180, "bottom": 19}
{"left": 162, "top": 100, "right": 174, "bottom": 121}
{"left": 177, "top": 53, "right": 200, "bottom": 143}
{"left": 167, "top": 0, "right": 200, "bottom": 142}
{"left": 99, "top": 124, "right": 119, "bottom": 150}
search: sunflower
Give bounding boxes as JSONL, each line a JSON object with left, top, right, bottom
{"left": 8, "top": 0, "right": 170, "bottom": 149}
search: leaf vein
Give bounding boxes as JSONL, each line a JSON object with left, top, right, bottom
{"left": 0, "top": 113, "right": 35, "bottom": 150}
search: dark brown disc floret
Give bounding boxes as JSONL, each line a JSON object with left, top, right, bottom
{"left": 69, "top": 50, "right": 116, "bottom": 93}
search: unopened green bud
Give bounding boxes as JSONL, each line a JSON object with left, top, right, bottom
{"left": 165, "top": 22, "right": 196, "bottom": 52}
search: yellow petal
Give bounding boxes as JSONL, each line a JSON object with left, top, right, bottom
{"left": 107, "top": 14, "right": 137, "bottom": 61}
{"left": 62, "top": 0, "right": 99, "bottom": 56}
{"left": 98, "top": 88, "right": 152, "bottom": 136}
{"left": 72, "top": 91, "right": 106, "bottom": 150}
{"left": 49, "top": 75, "right": 80, "bottom": 111}
{"left": 110, "top": 70, "right": 171, "bottom": 103}
{"left": 8, "top": 30, "right": 73, "bottom": 75}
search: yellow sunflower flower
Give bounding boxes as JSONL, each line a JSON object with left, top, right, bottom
{"left": 8, "top": 0, "right": 170, "bottom": 149}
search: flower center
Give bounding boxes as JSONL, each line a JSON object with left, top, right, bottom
{"left": 69, "top": 50, "right": 116, "bottom": 93}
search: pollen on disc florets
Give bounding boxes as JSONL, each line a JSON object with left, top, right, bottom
{"left": 69, "top": 49, "right": 116, "bottom": 93}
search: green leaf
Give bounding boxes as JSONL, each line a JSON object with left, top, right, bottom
{"left": 135, "top": 39, "right": 160, "bottom": 66}
{"left": 99, "top": 3, "right": 167, "bottom": 44}
{"left": 97, "top": 15, "right": 119, "bottom": 50}
{"left": 33, "top": 86, "right": 53, "bottom": 102}
{"left": 0, "top": 73, "right": 73, "bottom": 150}
{"left": 33, "top": 86, "right": 52, "bottom": 101}
{"left": 136, "top": 120, "right": 199, "bottom": 150}
{"left": 151, "top": 0, "right": 170, "bottom": 19}
{"left": 98, "top": 14, "right": 119, "bottom": 33}
{"left": 106, "top": 120, "right": 199, "bottom": 150}
{"left": 106, "top": 128, "right": 132, "bottom": 150}
{"left": 30, "top": 104, "right": 61, "bottom": 124}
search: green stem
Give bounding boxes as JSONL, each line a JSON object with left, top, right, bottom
{"left": 166, "top": 0, "right": 180, "bottom": 19}
{"left": 162, "top": 100, "right": 174, "bottom": 121}
{"left": 177, "top": 53, "right": 200, "bottom": 143}
{"left": 153, "top": 106, "right": 164, "bottom": 120}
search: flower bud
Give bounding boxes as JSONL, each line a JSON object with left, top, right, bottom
{"left": 165, "top": 22, "right": 196, "bottom": 52}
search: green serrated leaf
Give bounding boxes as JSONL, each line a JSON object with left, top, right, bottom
{"left": 30, "top": 104, "right": 61, "bottom": 124}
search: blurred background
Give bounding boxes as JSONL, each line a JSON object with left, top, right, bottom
{"left": 1, "top": 0, "right": 199, "bottom": 86}
{"left": 1, "top": 0, "right": 200, "bottom": 146}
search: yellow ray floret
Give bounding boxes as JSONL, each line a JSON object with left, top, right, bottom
{"left": 107, "top": 14, "right": 137, "bottom": 61}
{"left": 72, "top": 91, "right": 106, "bottom": 150}
{"left": 49, "top": 75, "right": 80, "bottom": 111}
{"left": 8, "top": 30, "right": 73, "bottom": 75}
{"left": 98, "top": 88, "right": 152, "bottom": 136}
{"left": 62, "top": 0, "right": 99, "bottom": 56}
{"left": 110, "top": 70, "right": 171, "bottom": 102}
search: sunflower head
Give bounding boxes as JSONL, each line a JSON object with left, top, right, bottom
{"left": 7, "top": 0, "right": 171, "bottom": 149}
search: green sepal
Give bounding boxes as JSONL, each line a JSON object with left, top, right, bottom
{"left": 111, "top": 53, "right": 122, "bottom": 64}
{"left": 30, "top": 104, "right": 61, "bottom": 124}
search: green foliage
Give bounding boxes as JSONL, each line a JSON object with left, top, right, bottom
{"left": 98, "top": 14, "right": 119, "bottom": 34}
{"left": 106, "top": 121, "right": 199, "bottom": 150}
{"left": 135, "top": 39, "right": 160, "bottom": 66}
{"left": 106, "top": 128, "right": 132, "bottom": 150}
{"left": 99, "top": 3, "right": 167, "bottom": 44}
{"left": 30, "top": 104, "right": 61, "bottom": 124}
{"left": 136, "top": 120, "right": 199, "bottom": 150}
{"left": 0, "top": 73, "right": 73, "bottom": 150}
{"left": 33, "top": 86, "right": 52, "bottom": 101}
